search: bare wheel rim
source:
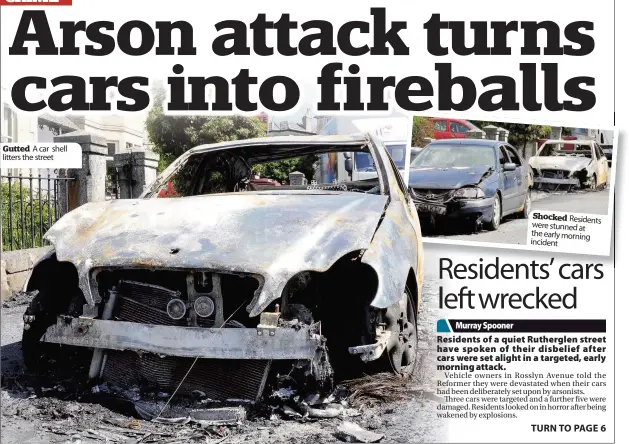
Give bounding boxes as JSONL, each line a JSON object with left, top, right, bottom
{"left": 493, "top": 197, "right": 501, "bottom": 226}
{"left": 388, "top": 287, "right": 418, "bottom": 376}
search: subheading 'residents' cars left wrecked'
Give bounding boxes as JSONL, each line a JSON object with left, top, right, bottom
{"left": 409, "top": 139, "right": 532, "bottom": 232}
{"left": 20, "top": 134, "right": 424, "bottom": 414}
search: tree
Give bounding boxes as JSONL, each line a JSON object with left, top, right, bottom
{"left": 470, "top": 121, "right": 552, "bottom": 149}
{"left": 145, "top": 87, "right": 268, "bottom": 172}
{"left": 145, "top": 88, "right": 318, "bottom": 182}
{"left": 411, "top": 116, "right": 435, "bottom": 147}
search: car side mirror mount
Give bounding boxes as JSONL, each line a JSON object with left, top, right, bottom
{"left": 503, "top": 162, "right": 516, "bottom": 171}
{"left": 344, "top": 158, "right": 353, "bottom": 173}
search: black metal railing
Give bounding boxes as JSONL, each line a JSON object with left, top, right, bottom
{"left": 106, "top": 168, "right": 121, "bottom": 200}
{"left": 1, "top": 170, "right": 74, "bottom": 251}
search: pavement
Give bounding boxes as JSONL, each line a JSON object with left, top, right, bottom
{"left": 423, "top": 188, "right": 611, "bottom": 245}
{"left": 0, "top": 280, "right": 445, "bottom": 444}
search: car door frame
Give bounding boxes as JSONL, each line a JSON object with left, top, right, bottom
{"left": 593, "top": 142, "right": 609, "bottom": 186}
{"left": 497, "top": 144, "right": 519, "bottom": 213}
{"left": 502, "top": 144, "right": 528, "bottom": 215}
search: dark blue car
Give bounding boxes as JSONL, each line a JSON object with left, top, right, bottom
{"left": 408, "top": 139, "right": 532, "bottom": 231}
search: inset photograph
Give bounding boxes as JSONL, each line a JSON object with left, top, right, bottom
{"left": 408, "top": 117, "right": 616, "bottom": 245}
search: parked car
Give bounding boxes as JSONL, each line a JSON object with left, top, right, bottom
{"left": 409, "top": 139, "right": 532, "bottom": 231}
{"left": 529, "top": 139, "right": 609, "bottom": 190}
{"left": 21, "top": 134, "right": 424, "bottom": 412}
{"left": 429, "top": 118, "right": 482, "bottom": 139}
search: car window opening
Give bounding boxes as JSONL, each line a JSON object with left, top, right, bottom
{"left": 151, "top": 146, "right": 384, "bottom": 198}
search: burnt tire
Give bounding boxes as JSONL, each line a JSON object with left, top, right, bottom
{"left": 382, "top": 286, "right": 419, "bottom": 377}
{"left": 591, "top": 174, "right": 598, "bottom": 190}
{"left": 22, "top": 294, "right": 58, "bottom": 371}
{"left": 484, "top": 195, "right": 502, "bottom": 231}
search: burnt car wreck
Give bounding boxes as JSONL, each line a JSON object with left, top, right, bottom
{"left": 529, "top": 139, "right": 610, "bottom": 191}
{"left": 21, "top": 135, "right": 423, "bottom": 417}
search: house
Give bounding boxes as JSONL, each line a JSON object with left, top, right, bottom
{"left": 1, "top": 81, "right": 149, "bottom": 180}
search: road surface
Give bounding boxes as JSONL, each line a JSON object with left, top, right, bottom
{"left": 423, "top": 189, "right": 610, "bottom": 245}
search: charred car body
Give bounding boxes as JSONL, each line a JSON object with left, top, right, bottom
{"left": 21, "top": 134, "right": 423, "bottom": 409}
{"left": 409, "top": 139, "right": 532, "bottom": 231}
{"left": 529, "top": 140, "right": 610, "bottom": 190}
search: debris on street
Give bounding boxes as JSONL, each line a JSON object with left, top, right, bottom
{"left": 343, "top": 373, "right": 413, "bottom": 407}
{"left": 2, "top": 291, "right": 36, "bottom": 309}
{"left": 336, "top": 421, "right": 385, "bottom": 443}
{"left": 1, "top": 277, "right": 446, "bottom": 443}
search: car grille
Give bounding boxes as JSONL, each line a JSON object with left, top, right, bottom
{"left": 540, "top": 169, "right": 570, "bottom": 179}
{"left": 96, "top": 269, "right": 262, "bottom": 328}
{"left": 115, "top": 280, "right": 188, "bottom": 327}
{"left": 94, "top": 269, "right": 268, "bottom": 402}
{"left": 412, "top": 189, "right": 454, "bottom": 203}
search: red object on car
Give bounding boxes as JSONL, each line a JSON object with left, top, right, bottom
{"left": 157, "top": 181, "right": 179, "bottom": 198}
{"left": 429, "top": 118, "right": 481, "bottom": 139}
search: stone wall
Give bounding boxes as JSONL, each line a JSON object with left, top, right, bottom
{"left": 1, "top": 246, "right": 53, "bottom": 300}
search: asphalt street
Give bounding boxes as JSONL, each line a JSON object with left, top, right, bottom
{"left": 423, "top": 188, "right": 611, "bottom": 245}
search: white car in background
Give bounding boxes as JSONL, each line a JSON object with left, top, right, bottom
{"left": 529, "top": 139, "right": 609, "bottom": 191}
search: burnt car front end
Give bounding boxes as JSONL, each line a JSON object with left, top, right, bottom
{"left": 529, "top": 141, "right": 596, "bottom": 190}
{"left": 21, "top": 135, "right": 423, "bottom": 412}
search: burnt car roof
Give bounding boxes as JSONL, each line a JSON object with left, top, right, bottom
{"left": 188, "top": 134, "right": 371, "bottom": 155}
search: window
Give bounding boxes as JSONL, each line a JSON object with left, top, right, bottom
{"left": 150, "top": 146, "right": 383, "bottom": 198}
{"left": 498, "top": 147, "right": 508, "bottom": 165}
{"left": 354, "top": 152, "right": 376, "bottom": 172}
{"left": 385, "top": 144, "right": 406, "bottom": 169}
{"left": 450, "top": 122, "right": 469, "bottom": 134}
{"left": 2, "top": 105, "right": 17, "bottom": 142}
{"left": 126, "top": 142, "right": 133, "bottom": 150}
{"left": 107, "top": 142, "right": 118, "bottom": 156}
{"left": 411, "top": 144, "right": 496, "bottom": 170}
{"left": 433, "top": 119, "right": 446, "bottom": 132}
{"left": 503, "top": 145, "right": 522, "bottom": 166}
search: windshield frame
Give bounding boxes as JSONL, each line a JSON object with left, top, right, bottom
{"left": 537, "top": 141, "right": 595, "bottom": 158}
{"left": 142, "top": 140, "right": 389, "bottom": 199}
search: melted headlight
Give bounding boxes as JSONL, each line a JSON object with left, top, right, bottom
{"left": 453, "top": 187, "right": 485, "bottom": 199}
